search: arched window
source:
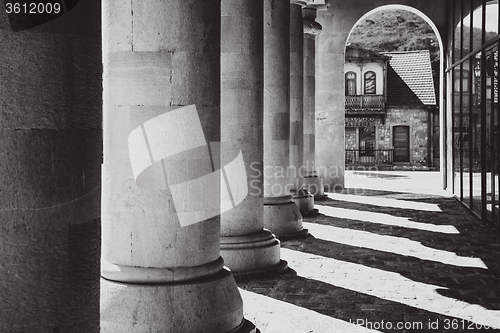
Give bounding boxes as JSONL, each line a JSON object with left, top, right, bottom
{"left": 364, "top": 71, "right": 376, "bottom": 94}
{"left": 345, "top": 72, "right": 357, "bottom": 96}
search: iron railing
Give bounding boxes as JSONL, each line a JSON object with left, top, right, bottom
{"left": 345, "top": 95, "right": 385, "bottom": 109}
{"left": 345, "top": 149, "right": 394, "bottom": 166}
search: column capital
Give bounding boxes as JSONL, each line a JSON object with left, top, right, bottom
{"left": 303, "top": 6, "right": 322, "bottom": 35}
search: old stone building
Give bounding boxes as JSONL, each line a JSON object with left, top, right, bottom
{"left": 344, "top": 46, "right": 438, "bottom": 168}
{"left": 0, "top": 0, "right": 498, "bottom": 332}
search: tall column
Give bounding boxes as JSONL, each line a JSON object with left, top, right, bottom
{"left": 314, "top": 1, "right": 342, "bottom": 190}
{"left": 261, "top": 0, "right": 304, "bottom": 239}
{"left": 289, "top": 2, "right": 316, "bottom": 216}
{"left": 101, "top": 1, "right": 254, "bottom": 332}
{"left": 220, "top": 0, "right": 283, "bottom": 274}
{"left": 0, "top": 3, "right": 101, "bottom": 332}
{"left": 290, "top": 2, "right": 305, "bottom": 184}
{"left": 302, "top": 6, "right": 326, "bottom": 198}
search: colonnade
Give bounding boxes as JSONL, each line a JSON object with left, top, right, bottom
{"left": 0, "top": 1, "right": 326, "bottom": 332}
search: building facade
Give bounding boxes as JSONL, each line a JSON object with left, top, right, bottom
{"left": 344, "top": 46, "right": 438, "bottom": 168}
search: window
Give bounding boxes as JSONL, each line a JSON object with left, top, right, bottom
{"left": 345, "top": 72, "right": 357, "bottom": 96}
{"left": 359, "top": 125, "right": 375, "bottom": 156}
{"left": 364, "top": 71, "right": 376, "bottom": 94}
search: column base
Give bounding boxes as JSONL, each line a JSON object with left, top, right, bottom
{"left": 303, "top": 174, "right": 328, "bottom": 199}
{"left": 230, "top": 319, "right": 260, "bottom": 333}
{"left": 291, "top": 189, "right": 314, "bottom": 212}
{"left": 220, "top": 229, "right": 282, "bottom": 275}
{"left": 232, "top": 259, "right": 288, "bottom": 280}
{"left": 291, "top": 188, "right": 319, "bottom": 217}
{"left": 263, "top": 195, "right": 305, "bottom": 238}
{"left": 101, "top": 268, "right": 251, "bottom": 333}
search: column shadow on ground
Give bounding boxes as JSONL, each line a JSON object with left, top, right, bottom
{"left": 237, "top": 267, "right": 479, "bottom": 333}
{"left": 306, "top": 189, "right": 500, "bottom": 311}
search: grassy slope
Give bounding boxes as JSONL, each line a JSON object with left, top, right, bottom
{"left": 347, "top": 10, "right": 440, "bottom": 70}
{"left": 347, "top": 9, "right": 495, "bottom": 87}
{"left": 347, "top": 9, "right": 441, "bottom": 93}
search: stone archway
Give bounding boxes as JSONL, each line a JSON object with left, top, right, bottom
{"left": 314, "top": 1, "right": 447, "bottom": 190}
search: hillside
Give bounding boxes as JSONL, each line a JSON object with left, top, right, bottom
{"left": 347, "top": 10, "right": 440, "bottom": 72}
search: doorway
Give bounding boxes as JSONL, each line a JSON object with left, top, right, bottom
{"left": 393, "top": 125, "right": 410, "bottom": 162}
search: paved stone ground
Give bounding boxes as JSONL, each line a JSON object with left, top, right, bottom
{"left": 237, "top": 171, "right": 500, "bottom": 332}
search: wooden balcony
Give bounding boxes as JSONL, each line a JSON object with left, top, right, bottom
{"left": 345, "top": 95, "right": 385, "bottom": 109}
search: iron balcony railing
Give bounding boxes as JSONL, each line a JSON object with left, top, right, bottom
{"left": 345, "top": 95, "right": 385, "bottom": 109}
{"left": 345, "top": 149, "right": 394, "bottom": 166}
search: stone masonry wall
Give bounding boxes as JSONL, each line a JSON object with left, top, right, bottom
{"left": 378, "top": 107, "right": 431, "bottom": 165}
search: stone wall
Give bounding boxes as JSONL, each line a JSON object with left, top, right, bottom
{"left": 378, "top": 107, "right": 431, "bottom": 165}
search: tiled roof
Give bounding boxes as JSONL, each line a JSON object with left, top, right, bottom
{"left": 382, "top": 50, "right": 437, "bottom": 106}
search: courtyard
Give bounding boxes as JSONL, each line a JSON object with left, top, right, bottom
{"left": 239, "top": 171, "right": 500, "bottom": 332}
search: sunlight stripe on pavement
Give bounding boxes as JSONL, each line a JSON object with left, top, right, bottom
{"left": 304, "top": 222, "right": 487, "bottom": 269}
{"left": 282, "top": 248, "right": 500, "bottom": 329}
{"left": 239, "top": 289, "right": 382, "bottom": 333}
{"left": 316, "top": 205, "right": 459, "bottom": 234}
{"left": 326, "top": 193, "right": 442, "bottom": 212}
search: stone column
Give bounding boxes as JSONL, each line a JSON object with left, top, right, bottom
{"left": 290, "top": 2, "right": 305, "bottom": 185}
{"left": 0, "top": 3, "right": 101, "bottom": 332}
{"left": 261, "top": 0, "right": 304, "bottom": 239}
{"left": 303, "top": 6, "right": 326, "bottom": 198}
{"left": 314, "top": 1, "right": 343, "bottom": 190}
{"left": 289, "top": 2, "right": 315, "bottom": 216}
{"left": 101, "top": 1, "right": 254, "bottom": 332}
{"left": 220, "top": 0, "right": 283, "bottom": 274}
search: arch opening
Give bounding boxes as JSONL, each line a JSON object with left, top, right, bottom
{"left": 343, "top": 5, "right": 444, "bottom": 176}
